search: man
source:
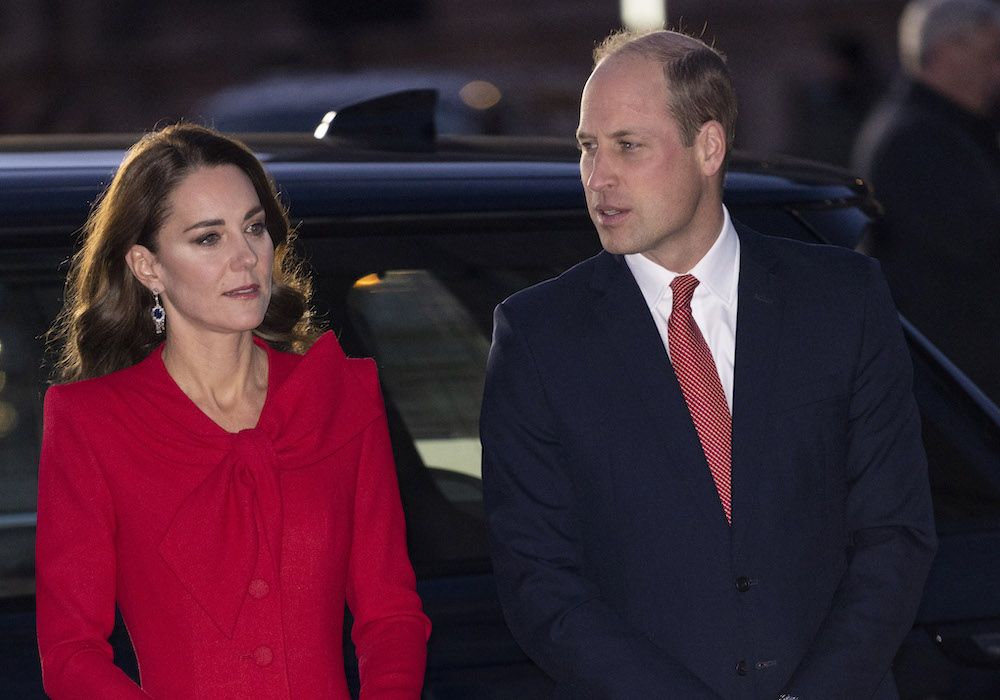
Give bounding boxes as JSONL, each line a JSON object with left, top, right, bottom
{"left": 482, "top": 29, "right": 937, "bottom": 699}
{"left": 852, "top": 0, "right": 1000, "bottom": 404}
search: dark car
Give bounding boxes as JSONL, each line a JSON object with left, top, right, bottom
{"left": 1, "top": 97, "right": 999, "bottom": 699}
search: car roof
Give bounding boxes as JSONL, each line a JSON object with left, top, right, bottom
{"left": 0, "top": 132, "right": 873, "bottom": 227}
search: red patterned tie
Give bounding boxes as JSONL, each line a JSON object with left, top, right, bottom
{"left": 668, "top": 274, "right": 732, "bottom": 523}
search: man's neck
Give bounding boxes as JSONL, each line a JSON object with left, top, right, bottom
{"left": 642, "top": 205, "right": 725, "bottom": 274}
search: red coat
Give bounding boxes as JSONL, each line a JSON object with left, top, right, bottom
{"left": 36, "top": 332, "right": 430, "bottom": 698}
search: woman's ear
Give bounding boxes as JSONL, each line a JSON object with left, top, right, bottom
{"left": 125, "top": 244, "right": 161, "bottom": 292}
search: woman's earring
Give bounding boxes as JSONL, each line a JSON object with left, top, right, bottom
{"left": 151, "top": 291, "right": 166, "bottom": 335}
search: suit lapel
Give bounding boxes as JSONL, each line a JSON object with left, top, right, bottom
{"left": 730, "top": 225, "right": 783, "bottom": 551}
{"left": 589, "top": 252, "right": 734, "bottom": 536}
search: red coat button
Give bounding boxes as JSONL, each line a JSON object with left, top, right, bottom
{"left": 253, "top": 645, "right": 273, "bottom": 667}
{"left": 248, "top": 578, "right": 270, "bottom": 599}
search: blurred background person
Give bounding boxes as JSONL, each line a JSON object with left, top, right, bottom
{"left": 853, "top": 0, "right": 1000, "bottom": 404}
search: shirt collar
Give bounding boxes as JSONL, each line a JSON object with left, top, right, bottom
{"left": 625, "top": 205, "right": 740, "bottom": 309}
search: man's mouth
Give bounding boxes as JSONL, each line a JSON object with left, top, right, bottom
{"left": 595, "top": 206, "right": 629, "bottom": 223}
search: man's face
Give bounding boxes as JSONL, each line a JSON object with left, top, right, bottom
{"left": 938, "top": 22, "right": 1000, "bottom": 116}
{"left": 968, "top": 23, "right": 1000, "bottom": 117}
{"left": 576, "top": 54, "right": 721, "bottom": 271}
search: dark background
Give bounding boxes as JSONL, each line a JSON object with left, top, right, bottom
{"left": 0, "top": 0, "right": 913, "bottom": 167}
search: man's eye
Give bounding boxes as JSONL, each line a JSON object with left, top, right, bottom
{"left": 620, "top": 141, "right": 637, "bottom": 151}
{"left": 577, "top": 142, "right": 595, "bottom": 153}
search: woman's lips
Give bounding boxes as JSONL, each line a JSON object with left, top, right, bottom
{"left": 223, "top": 284, "right": 260, "bottom": 298}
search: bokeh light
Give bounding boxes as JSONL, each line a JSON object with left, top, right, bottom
{"left": 459, "top": 81, "right": 502, "bottom": 111}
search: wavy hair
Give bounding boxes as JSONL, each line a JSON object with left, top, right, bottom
{"left": 47, "top": 123, "right": 320, "bottom": 383}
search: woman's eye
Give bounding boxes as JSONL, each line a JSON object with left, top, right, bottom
{"left": 195, "top": 232, "right": 220, "bottom": 246}
{"left": 246, "top": 221, "right": 267, "bottom": 236}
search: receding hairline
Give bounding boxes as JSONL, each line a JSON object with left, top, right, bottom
{"left": 585, "top": 27, "right": 738, "bottom": 157}
{"left": 593, "top": 28, "right": 724, "bottom": 68}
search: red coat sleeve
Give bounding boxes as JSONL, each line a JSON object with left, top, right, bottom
{"left": 345, "top": 362, "right": 431, "bottom": 699}
{"left": 35, "top": 385, "right": 150, "bottom": 699}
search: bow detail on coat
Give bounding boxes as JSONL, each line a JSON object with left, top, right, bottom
{"left": 157, "top": 333, "right": 384, "bottom": 637}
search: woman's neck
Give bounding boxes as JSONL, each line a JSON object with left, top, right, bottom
{"left": 161, "top": 331, "right": 269, "bottom": 433}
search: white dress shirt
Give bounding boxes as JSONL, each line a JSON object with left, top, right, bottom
{"left": 624, "top": 206, "right": 740, "bottom": 411}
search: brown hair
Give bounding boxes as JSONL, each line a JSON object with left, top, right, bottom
{"left": 47, "top": 123, "right": 320, "bottom": 383}
{"left": 594, "top": 29, "right": 738, "bottom": 159}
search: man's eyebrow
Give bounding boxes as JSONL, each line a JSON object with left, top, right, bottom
{"left": 575, "top": 129, "right": 646, "bottom": 141}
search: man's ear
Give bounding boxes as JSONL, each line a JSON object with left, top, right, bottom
{"left": 696, "top": 120, "right": 726, "bottom": 178}
{"left": 125, "top": 244, "right": 161, "bottom": 292}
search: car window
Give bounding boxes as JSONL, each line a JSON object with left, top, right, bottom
{"left": 348, "top": 270, "right": 488, "bottom": 485}
{"left": 330, "top": 265, "right": 555, "bottom": 575}
{"left": 0, "top": 279, "right": 61, "bottom": 599}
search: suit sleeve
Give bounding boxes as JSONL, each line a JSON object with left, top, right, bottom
{"left": 346, "top": 363, "right": 431, "bottom": 700}
{"left": 481, "top": 303, "right": 723, "bottom": 699}
{"left": 781, "top": 260, "right": 937, "bottom": 698}
{"left": 35, "top": 386, "right": 150, "bottom": 699}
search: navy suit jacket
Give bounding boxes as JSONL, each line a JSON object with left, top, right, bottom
{"left": 481, "top": 223, "right": 937, "bottom": 699}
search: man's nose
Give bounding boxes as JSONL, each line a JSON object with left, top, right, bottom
{"left": 585, "top": 149, "right": 616, "bottom": 191}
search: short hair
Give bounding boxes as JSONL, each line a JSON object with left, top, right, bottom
{"left": 48, "top": 124, "right": 320, "bottom": 382}
{"left": 899, "top": 0, "right": 1000, "bottom": 75}
{"left": 593, "top": 29, "right": 738, "bottom": 155}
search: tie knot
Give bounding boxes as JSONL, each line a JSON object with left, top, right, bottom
{"left": 670, "top": 274, "right": 700, "bottom": 309}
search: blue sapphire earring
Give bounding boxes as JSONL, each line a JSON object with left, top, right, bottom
{"left": 151, "top": 291, "right": 166, "bottom": 335}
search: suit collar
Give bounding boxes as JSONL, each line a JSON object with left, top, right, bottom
{"left": 589, "top": 210, "right": 753, "bottom": 296}
{"left": 589, "top": 252, "right": 735, "bottom": 540}
{"left": 587, "top": 223, "right": 786, "bottom": 544}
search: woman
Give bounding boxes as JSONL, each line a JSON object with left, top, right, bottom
{"left": 36, "top": 124, "right": 430, "bottom": 698}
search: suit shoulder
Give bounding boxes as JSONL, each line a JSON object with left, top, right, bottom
{"left": 345, "top": 357, "right": 381, "bottom": 406}
{"left": 751, "top": 226, "right": 870, "bottom": 264}
{"left": 281, "top": 330, "right": 384, "bottom": 413}
{"left": 499, "top": 251, "right": 604, "bottom": 320}
{"left": 747, "top": 228, "right": 880, "bottom": 290}
{"left": 45, "top": 357, "right": 152, "bottom": 407}
{"left": 305, "top": 330, "right": 378, "bottom": 389}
